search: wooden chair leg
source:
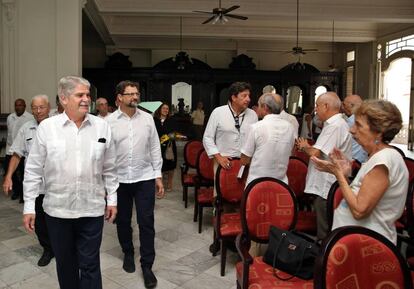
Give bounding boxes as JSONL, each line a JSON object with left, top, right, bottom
{"left": 198, "top": 206, "right": 204, "bottom": 233}
{"left": 184, "top": 186, "right": 188, "bottom": 208}
{"left": 220, "top": 240, "right": 227, "bottom": 276}
{"left": 193, "top": 200, "right": 198, "bottom": 222}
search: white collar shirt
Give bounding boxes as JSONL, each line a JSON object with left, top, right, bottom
{"left": 98, "top": 112, "right": 112, "bottom": 120}
{"left": 23, "top": 112, "right": 119, "bottom": 218}
{"left": 241, "top": 114, "right": 296, "bottom": 185}
{"left": 305, "top": 113, "right": 352, "bottom": 199}
{"left": 203, "top": 104, "right": 258, "bottom": 158}
{"left": 107, "top": 108, "right": 162, "bottom": 183}
{"left": 279, "top": 110, "right": 299, "bottom": 138}
{"left": 6, "top": 111, "right": 34, "bottom": 155}
{"left": 9, "top": 119, "right": 38, "bottom": 159}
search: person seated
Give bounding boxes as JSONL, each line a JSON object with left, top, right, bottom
{"left": 311, "top": 100, "right": 408, "bottom": 244}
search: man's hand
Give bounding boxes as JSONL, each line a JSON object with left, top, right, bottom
{"left": 23, "top": 214, "right": 35, "bottom": 233}
{"left": 295, "top": 137, "right": 310, "bottom": 152}
{"left": 2, "top": 177, "right": 13, "bottom": 196}
{"left": 155, "top": 178, "right": 165, "bottom": 199}
{"left": 105, "top": 206, "right": 117, "bottom": 223}
{"left": 214, "top": 154, "right": 232, "bottom": 170}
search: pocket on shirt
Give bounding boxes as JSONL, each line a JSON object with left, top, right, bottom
{"left": 47, "top": 140, "right": 66, "bottom": 161}
{"left": 91, "top": 141, "right": 106, "bottom": 160}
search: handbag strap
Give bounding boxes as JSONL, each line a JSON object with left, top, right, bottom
{"left": 272, "top": 232, "right": 308, "bottom": 281}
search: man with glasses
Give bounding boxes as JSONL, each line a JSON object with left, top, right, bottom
{"left": 107, "top": 80, "right": 163, "bottom": 289}
{"left": 3, "top": 94, "right": 54, "bottom": 266}
{"left": 296, "top": 92, "right": 352, "bottom": 240}
{"left": 23, "top": 76, "right": 118, "bottom": 289}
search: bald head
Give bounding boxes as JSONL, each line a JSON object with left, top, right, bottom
{"left": 343, "top": 94, "right": 363, "bottom": 117}
{"left": 315, "top": 92, "right": 341, "bottom": 121}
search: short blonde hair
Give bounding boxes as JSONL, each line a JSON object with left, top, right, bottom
{"left": 355, "top": 100, "right": 402, "bottom": 143}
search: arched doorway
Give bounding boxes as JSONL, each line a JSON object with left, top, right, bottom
{"left": 382, "top": 51, "right": 414, "bottom": 146}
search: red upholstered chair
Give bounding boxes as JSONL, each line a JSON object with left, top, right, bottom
{"left": 236, "top": 177, "right": 313, "bottom": 289}
{"left": 351, "top": 159, "right": 361, "bottom": 178}
{"left": 287, "top": 156, "right": 317, "bottom": 235}
{"left": 326, "top": 181, "right": 343, "bottom": 231}
{"left": 394, "top": 157, "right": 414, "bottom": 234}
{"left": 314, "top": 226, "right": 413, "bottom": 289}
{"left": 214, "top": 158, "right": 245, "bottom": 276}
{"left": 193, "top": 150, "right": 214, "bottom": 233}
{"left": 292, "top": 149, "right": 310, "bottom": 164}
{"left": 180, "top": 140, "right": 204, "bottom": 208}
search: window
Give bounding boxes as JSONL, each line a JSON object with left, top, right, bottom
{"left": 346, "top": 50, "right": 355, "bottom": 62}
{"left": 385, "top": 34, "right": 414, "bottom": 58}
{"left": 346, "top": 66, "right": 354, "bottom": 96}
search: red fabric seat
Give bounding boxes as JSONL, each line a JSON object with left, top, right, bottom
{"left": 296, "top": 211, "right": 317, "bottom": 233}
{"left": 236, "top": 257, "right": 313, "bottom": 289}
{"left": 218, "top": 213, "right": 241, "bottom": 236}
{"left": 183, "top": 173, "right": 196, "bottom": 185}
{"left": 197, "top": 187, "right": 213, "bottom": 203}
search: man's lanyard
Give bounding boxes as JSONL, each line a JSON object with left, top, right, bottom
{"left": 228, "top": 104, "right": 245, "bottom": 132}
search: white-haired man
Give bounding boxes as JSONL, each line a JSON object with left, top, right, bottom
{"left": 23, "top": 76, "right": 118, "bottom": 289}
{"left": 296, "top": 92, "right": 352, "bottom": 240}
{"left": 96, "top": 97, "right": 112, "bottom": 120}
{"left": 3, "top": 94, "right": 54, "bottom": 266}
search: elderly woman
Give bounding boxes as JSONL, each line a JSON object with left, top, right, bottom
{"left": 311, "top": 100, "right": 408, "bottom": 244}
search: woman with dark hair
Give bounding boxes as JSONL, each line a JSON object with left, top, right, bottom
{"left": 311, "top": 100, "right": 409, "bottom": 244}
{"left": 154, "top": 103, "right": 177, "bottom": 193}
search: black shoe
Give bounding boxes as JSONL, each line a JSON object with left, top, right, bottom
{"left": 142, "top": 267, "right": 157, "bottom": 288}
{"left": 123, "top": 254, "right": 135, "bottom": 273}
{"left": 11, "top": 192, "right": 19, "bottom": 200}
{"left": 209, "top": 241, "right": 220, "bottom": 256}
{"left": 37, "top": 250, "right": 54, "bottom": 267}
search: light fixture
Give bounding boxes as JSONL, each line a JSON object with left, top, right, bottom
{"left": 328, "top": 20, "right": 339, "bottom": 72}
{"left": 173, "top": 16, "right": 193, "bottom": 70}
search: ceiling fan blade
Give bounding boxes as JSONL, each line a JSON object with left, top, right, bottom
{"left": 202, "top": 15, "right": 216, "bottom": 24}
{"left": 223, "top": 5, "right": 240, "bottom": 14}
{"left": 302, "top": 49, "right": 318, "bottom": 52}
{"left": 193, "top": 10, "right": 214, "bottom": 15}
{"left": 225, "top": 14, "right": 248, "bottom": 20}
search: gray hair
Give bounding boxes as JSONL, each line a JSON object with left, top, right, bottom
{"left": 259, "top": 93, "right": 282, "bottom": 114}
{"left": 318, "top": 92, "right": 341, "bottom": 111}
{"left": 262, "top": 85, "right": 276, "bottom": 94}
{"left": 31, "top": 94, "right": 49, "bottom": 104}
{"left": 58, "top": 76, "right": 90, "bottom": 98}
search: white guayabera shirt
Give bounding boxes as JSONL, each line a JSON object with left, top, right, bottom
{"left": 23, "top": 112, "right": 119, "bottom": 218}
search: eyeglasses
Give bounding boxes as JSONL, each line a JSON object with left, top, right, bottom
{"left": 234, "top": 116, "right": 240, "bottom": 131}
{"left": 31, "top": 106, "right": 48, "bottom": 112}
{"left": 122, "top": 92, "right": 140, "bottom": 97}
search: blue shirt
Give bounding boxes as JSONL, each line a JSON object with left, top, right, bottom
{"left": 347, "top": 114, "right": 368, "bottom": 163}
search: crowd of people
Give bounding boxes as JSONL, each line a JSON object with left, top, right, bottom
{"left": 1, "top": 76, "right": 410, "bottom": 288}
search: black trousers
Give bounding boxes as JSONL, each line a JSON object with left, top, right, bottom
{"left": 34, "top": 195, "right": 52, "bottom": 253}
{"left": 45, "top": 214, "right": 104, "bottom": 289}
{"left": 116, "top": 180, "right": 155, "bottom": 268}
{"left": 3, "top": 155, "right": 24, "bottom": 200}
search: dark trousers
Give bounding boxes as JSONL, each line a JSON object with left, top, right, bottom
{"left": 34, "top": 195, "right": 52, "bottom": 253}
{"left": 45, "top": 214, "right": 104, "bottom": 289}
{"left": 314, "top": 195, "right": 329, "bottom": 241}
{"left": 3, "top": 155, "right": 24, "bottom": 201}
{"left": 116, "top": 180, "right": 155, "bottom": 268}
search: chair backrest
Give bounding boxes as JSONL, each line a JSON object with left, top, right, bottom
{"left": 215, "top": 158, "right": 245, "bottom": 203}
{"left": 404, "top": 157, "right": 414, "bottom": 184}
{"left": 405, "top": 182, "right": 414, "bottom": 238}
{"left": 391, "top": 145, "right": 406, "bottom": 158}
{"left": 240, "top": 177, "right": 298, "bottom": 243}
{"left": 196, "top": 150, "right": 214, "bottom": 182}
{"left": 326, "top": 181, "right": 343, "bottom": 231}
{"left": 286, "top": 156, "right": 308, "bottom": 198}
{"left": 292, "top": 149, "right": 310, "bottom": 164}
{"left": 184, "top": 140, "right": 204, "bottom": 168}
{"left": 314, "top": 226, "right": 413, "bottom": 289}
{"left": 351, "top": 159, "right": 361, "bottom": 177}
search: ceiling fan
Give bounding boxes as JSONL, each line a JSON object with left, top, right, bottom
{"left": 286, "top": 0, "right": 317, "bottom": 55}
{"left": 193, "top": 0, "right": 248, "bottom": 24}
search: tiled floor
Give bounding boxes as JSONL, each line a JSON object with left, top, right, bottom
{"left": 0, "top": 145, "right": 239, "bottom": 289}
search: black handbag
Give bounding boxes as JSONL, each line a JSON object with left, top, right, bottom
{"left": 263, "top": 225, "right": 320, "bottom": 280}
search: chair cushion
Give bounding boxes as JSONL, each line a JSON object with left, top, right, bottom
{"left": 217, "top": 213, "right": 242, "bottom": 237}
{"left": 183, "top": 173, "right": 196, "bottom": 185}
{"left": 296, "top": 211, "right": 317, "bottom": 234}
{"left": 197, "top": 188, "right": 213, "bottom": 203}
{"left": 236, "top": 256, "right": 313, "bottom": 289}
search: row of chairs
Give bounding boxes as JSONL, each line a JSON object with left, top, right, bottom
{"left": 235, "top": 177, "right": 413, "bottom": 289}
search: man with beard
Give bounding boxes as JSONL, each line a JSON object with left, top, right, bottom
{"left": 107, "top": 80, "right": 163, "bottom": 289}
